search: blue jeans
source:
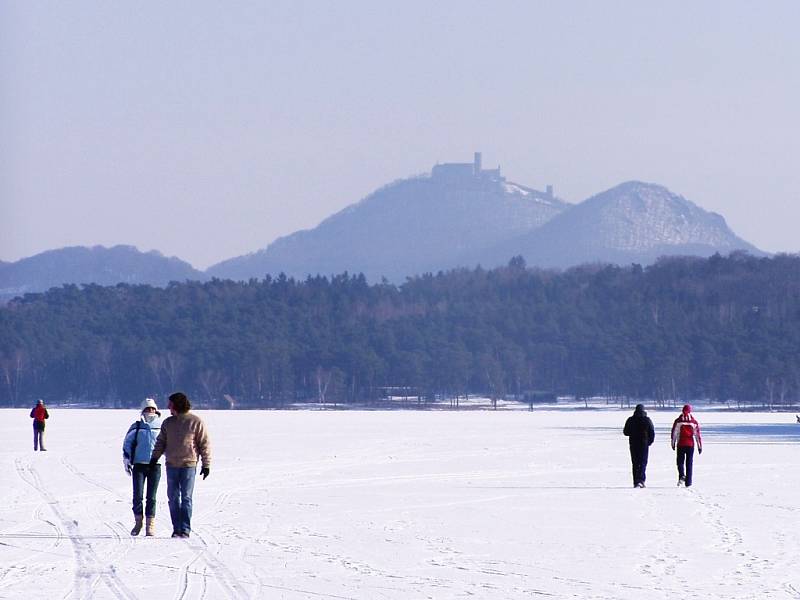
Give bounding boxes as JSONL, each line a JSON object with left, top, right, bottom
{"left": 166, "top": 466, "right": 196, "bottom": 534}
{"left": 131, "top": 463, "right": 161, "bottom": 517}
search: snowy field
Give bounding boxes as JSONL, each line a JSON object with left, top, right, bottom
{"left": 2, "top": 408, "right": 800, "bottom": 600}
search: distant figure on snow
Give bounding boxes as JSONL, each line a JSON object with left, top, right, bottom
{"left": 671, "top": 404, "right": 702, "bottom": 487}
{"left": 122, "top": 398, "right": 163, "bottom": 536}
{"left": 30, "top": 399, "right": 49, "bottom": 451}
{"left": 150, "top": 392, "right": 211, "bottom": 539}
{"left": 623, "top": 404, "right": 655, "bottom": 488}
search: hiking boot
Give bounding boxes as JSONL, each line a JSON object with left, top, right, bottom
{"left": 145, "top": 517, "right": 155, "bottom": 537}
{"left": 131, "top": 515, "right": 143, "bottom": 536}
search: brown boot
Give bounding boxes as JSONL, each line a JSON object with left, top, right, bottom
{"left": 145, "top": 517, "right": 155, "bottom": 537}
{"left": 131, "top": 515, "right": 143, "bottom": 536}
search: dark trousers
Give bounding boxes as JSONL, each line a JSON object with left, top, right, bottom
{"left": 629, "top": 445, "right": 649, "bottom": 485}
{"left": 677, "top": 446, "right": 695, "bottom": 486}
{"left": 33, "top": 424, "right": 45, "bottom": 450}
{"left": 132, "top": 463, "right": 161, "bottom": 517}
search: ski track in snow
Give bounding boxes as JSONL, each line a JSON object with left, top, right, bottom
{"left": 192, "top": 529, "right": 250, "bottom": 599}
{"left": 60, "top": 455, "right": 126, "bottom": 500}
{"left": 0, "top": 500, "right": 65, "bottom": 584}
{"left": 171, "top": 537, "right": 206, "bottom": 600}
{"left": 170, "top": 487, "right": 257, "bottom": 600}
{"left": 13, "top": 457, "right": 138, "bottom": 600}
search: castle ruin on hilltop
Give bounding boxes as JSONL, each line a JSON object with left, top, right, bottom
{"left": 431, "top": 152, "right": 555, "bottom": 201}
{"left": 431, "top": 152, "right": 502, "bottom": 184}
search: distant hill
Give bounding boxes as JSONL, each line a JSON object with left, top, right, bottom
{"left": 469, "top": 181, "right": 763, "bottom": 269}
{"left": 2, "top": 160, "right": 766, "bottom": 295}
{"left": 0, "top": 245, "right": 205, "bottom": 302}
{"left": 208, "top": 154, "right": 568, "bottom": 281}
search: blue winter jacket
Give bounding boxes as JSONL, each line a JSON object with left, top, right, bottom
{"left": 122, "top": 415, "right": 163, "bottom": 465}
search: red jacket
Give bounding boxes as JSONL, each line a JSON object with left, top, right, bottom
{"left": 671, "top": 411, "right": 702, "bottom": 450}
{"left": 31, "top": 405, "right": 48, "bottom": 423}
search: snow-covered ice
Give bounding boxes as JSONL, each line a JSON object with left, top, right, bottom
{"left": 2, "top": 408, "right": 800, "bottom": 599}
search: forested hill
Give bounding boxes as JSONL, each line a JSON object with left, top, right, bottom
{"left": 2, "top": 252, "right": 799, "bottom": 409}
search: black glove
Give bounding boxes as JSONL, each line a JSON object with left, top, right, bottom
{"left": 698, "top": 447, "right": 702, "bottom": 454}
{"left": 200, "top": 467, "right": 210, "bottom": 480}
{"left": 149, "top": 457, "right": 159, "bottom": 467}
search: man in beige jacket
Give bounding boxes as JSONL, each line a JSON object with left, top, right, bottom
{"left": 150, "top": 392, "right": 211, "bottom": 538}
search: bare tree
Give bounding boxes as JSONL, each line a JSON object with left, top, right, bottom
{"left": 147, "top": 355, "right": 165, "bottom": 397}
{"left": 197, "top": 369, "right": 228, "bottom": 406}
{"left": 164, "top": 352, "right": 183, "bottom": 390}
{"left": 0, "top": 349, "right": 26, "bottom": 406}
{"left": 92, "top": 341, "right": 115, "bottom": 406}
{"left": 315, "top": 366, "right": 332, "bottom": 404}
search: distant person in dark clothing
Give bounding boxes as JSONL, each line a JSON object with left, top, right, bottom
{"left": 30, "top": 399, "right": 49, "bottom": 451}
{"left": 671, "top": 404, "right": 702, "bottom": 487}
{"left": 623, "top": 404, "right": 655, "bottom": 488}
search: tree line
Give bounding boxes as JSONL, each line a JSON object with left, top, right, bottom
{"left": 2, "top": 251, "right": 800, "bottom": 409}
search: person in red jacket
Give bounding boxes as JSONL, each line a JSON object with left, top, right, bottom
{"left": 671, "top": 404, "right": 702, "bottom": 487}
{"left": 30, "top": 399, "right": 49, "bottom": 451}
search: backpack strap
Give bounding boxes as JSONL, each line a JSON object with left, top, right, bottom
{"left": 130, "top": 421, "right": 142, "bottom": 463}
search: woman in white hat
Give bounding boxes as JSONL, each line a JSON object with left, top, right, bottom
{"left": 122, "top": 398, "right": 163, "bottom": 536}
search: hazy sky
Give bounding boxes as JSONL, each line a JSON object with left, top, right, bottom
{"left": 2, "top": 2, "right": 798, "bottom": 270}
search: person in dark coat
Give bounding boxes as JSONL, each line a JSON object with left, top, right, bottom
{"left": 30, "top": 399, "right": 49, "bottom": 451}
{"left": 623, "top": 404, "right": 655, "bottom": 488}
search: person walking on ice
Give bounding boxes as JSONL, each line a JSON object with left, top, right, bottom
{"left": 671, "top": 404, "right": 702, "bottom": 487}
{"left": 623, "top": 403, "right": 655, "bottom": 488}
{"left": 122, "top": 398, "right": 163, "bottom": 536}
{"left": 30, "top": 399, "right": 49, "bottom": 451}
{"left": 150, "top": 392, "right": 211, "bottom": 538}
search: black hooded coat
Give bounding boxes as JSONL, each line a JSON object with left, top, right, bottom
{"left": 623, "top": 404, "right": 655, "bottom": 486}
{"left": 623, "top": 404, "right": 655, "bottom": 450}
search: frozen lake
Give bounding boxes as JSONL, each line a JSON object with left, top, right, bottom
{"left": 2, "top": 408, "right": 800, "bottom": 599}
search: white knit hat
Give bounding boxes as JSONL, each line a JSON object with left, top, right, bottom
{"left": 140, "top": 398, "right": 160, "bottom": 414}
